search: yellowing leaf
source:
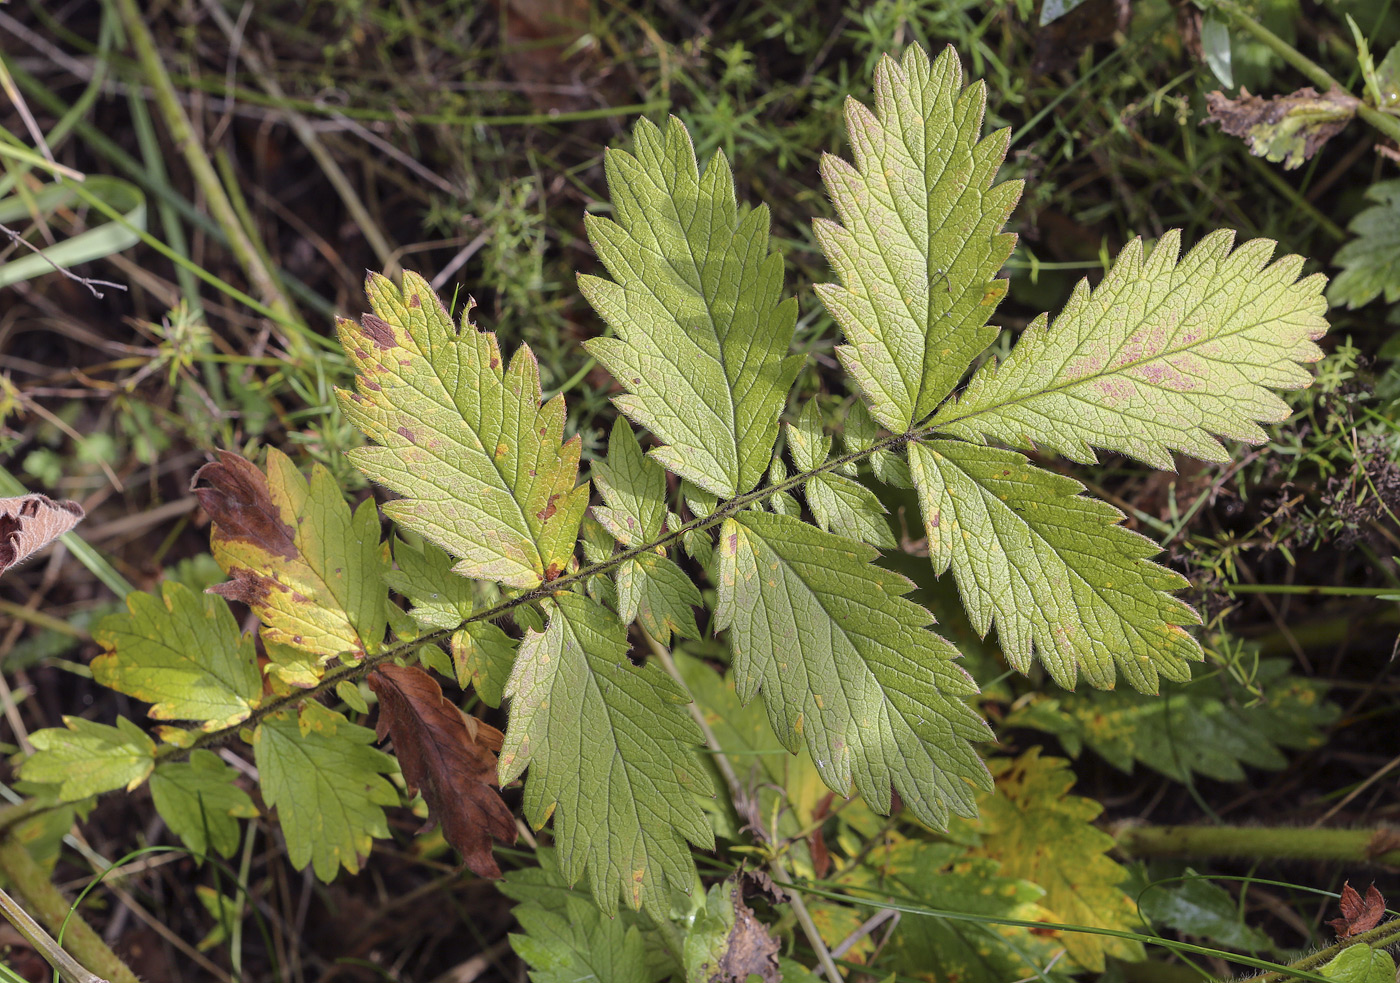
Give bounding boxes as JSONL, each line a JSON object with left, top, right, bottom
{"left": 500, "top": 591, "right": 714, "bottom": 918}
{"left": 909, "top": 439, "right": 1199, "bottom": 692}
{"left": 193, "top": 449, "right": 390, "bottom": 674}
{"left": 934, "top": 230, "right": 1328, "bottom": 469}
{"left": 338, "top": 271, "right": 588, "bottom": 588}
{"left": 252, "top": 701, "right": 398, "bottom": 881}
{"left": 815, "top": 44, "right": 1021, "bottom": 433}
{"left": 970, "top": 749, "right": 1143, "bottom": 970}
{"left": 149, "top": 750, "right": 257, "bottom": 859}
{"left": 92, "top": 581, "right": 261, "bottom": 731}
{"left": 580, "top": 116, "right": 803, "bottom": 498}
{"left": 21, "top": 716, "right": 155, "bottom": 801}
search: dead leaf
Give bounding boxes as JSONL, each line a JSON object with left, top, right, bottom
{"left": 1204, "top": 87, "right": 1360, "bottom": 170}
{"left": 714, "top": 881, "right": 781, "bottom": 983}
{"left": 809, "top": 791, "right": 835, "bottom": 880}
{"left": 191, "top": 452, "right": 295, "bottom": 559}
{"left": 367, "top": 664, "right": 516, "bottom": 878}
{"left": 0, "top": 494, "right": 83, "bottom": 577}
{"left": 1032, "top": 0, "right": 1132, "bottom": 77}
{"left": 1328, "top": 881, "right": 1386, "bottom": 938}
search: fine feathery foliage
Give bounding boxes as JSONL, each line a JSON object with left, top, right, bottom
{"left": 14, "top": 43, "right": 1330, "bottom": 922}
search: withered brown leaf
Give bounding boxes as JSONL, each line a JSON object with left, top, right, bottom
{"left": 1204, "top": 87, "right": 1359, "bottom": 170}
{"left": 1328, "top": 881, "right": 1386, "bottom": 938}
{"left": 0, "top": 494, "right": 84, "bottom": 577}
{"left": 367, "top": 664, "right": 516, "bottom": 878}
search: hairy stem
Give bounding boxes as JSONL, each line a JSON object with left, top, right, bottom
{"left": 0, "top": 836, "right": 140, "bottom": 983}
{"left": 1239, "top": 918, "right": 1400, "bottom": 983}
{"left": 1114, "top": 823, "right": 1400, "bottom": 866}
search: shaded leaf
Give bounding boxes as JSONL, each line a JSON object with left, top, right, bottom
{"left": 1005, "top": 658, "right": 1337, "bottom": 781}
{"left": 683, "top": 880, "right": 781, "bottom": 983}
{"left": 91, "top": 581, "right": 261, "bottom": 731}
{"left": 149, "top": 750, "right": 257, "bottom": 859}
{"left": 20, "top": 716, "right": 155, "bottom": 801}
{"left": 593, "top": 417, "right": 667, "bottom": 546}
{"left": 970, "top": 749, "right": 1143, "bottom": 969}
{"left": 1330, "top": 882, "right": 1386, "bottom": 939}
{"left": 451, "top": 621, "right": 518, "bottom": 708}
{"left": 366, "top": 664, "right": 516, "bottom": 878}
{"left": 1205, "top": 87, "right": 1358, "bottom": 170}
{"left": 252, "top": 701, "right": 398, "bottom": 881}
{"left": 715, "top": 510, "right": 992, "bottom": 829}
{"left": 934, "top": 229, "right": 1328, "bottom": 469}
{"left": 500, "top": 591, "right": 714, "bottom": 917}
{"left": 194, "top": 449, "right": 390, "bottom": 672}
{"left": 384, "top": 536, "right": 474, "bottom": 631}
{"left": 580, "top": 116, "right": 803, "bottom": 498}
{"left": 909, "top": 439, "right": 1199, "bottom": 691}
{"left": 815, "top": 45, "right": 1021, "bottom": 433}
{"left": 337, "top": 271, "right": 588, "bottom": 588}
{"left": 1133, "top": 868, "right": 1274, "bottom": 952}
{"left": 617, "top": 551, "right": 701, "bottom": 645}
{"left": 1329, "top": 180, "right": 1400, "bottom": 310}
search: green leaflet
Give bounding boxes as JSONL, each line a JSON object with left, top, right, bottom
{"left": 969, "top": 749, "right": 1144, "bottom": 970}
{"left": 715, "top": 510, "right": 992, "bottom": 829}
{"left": 580, "top": 116, "right": 803, "bottom": 498}
{"left": 91, "top": 582, "right": 260, "bottom": 731}
{"left": 451, "top": 621, "right": 517, "bottom": 708}
{"left": 149, "top": 750, "right": 257, "bottom": 859}
{"left": 1130, "top": 867, "right": 1274, "bottom": 953}
{"left": 252, "top": 701, "right": 398, "bottom": 881}
{"left": 499, "top": 591, "right": 714, "bottom": 917}
{"left": 1328, "top": 179, "right": 1400, "bottom": 310}
{"left": 1005, "top": 658, "right": 1338, "bottom": 782}
{"left": 593, "top": 417, "right": 667, "bottom": 546}
{"left": 21, "top": 716, "right": 155, "bottom": 801}
{"left": 1322, "top": 945, "right": 1397, "bottom": 983}
{"left": 501, "top": 850, "right": 676, "bottom": 983}
{"left": 338, "top": 271, "right": 588, "bottom": 588}
{"left": 616, "top": 552, "right": 701, "bottom": 646}
{"left": 790, "top": 401, "right": 894, "bottom": 547}
{"left": 815, "top": 45, "right": 1021, "bottom": 433}
{"left": 934, "top": 229, "right": 1328, "bottom": 469}
{"left": 909, "top": 439, "right": 1200, "bottom": 692}
{"left": 384, "top": 535, "right": 474, "bottom": 631}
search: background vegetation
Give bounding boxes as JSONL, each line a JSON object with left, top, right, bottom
{"left": 1, "top": 0, "right": 1398, "bottom": 980}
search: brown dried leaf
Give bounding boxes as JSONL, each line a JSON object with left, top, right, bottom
{"left": 1329, "top": 881, "right": 1386, "bottom": 938}
{"left": 714, "top": 883, "right": 781, "bottom": 983}
{"left": 1204, "top": 87, "right": 1360, "bottom": 170}
{"left": 367, "top": 664, "right": 516, "bottom": 878}
{"left": 0, "top": 494, "right": 84, "bottom": 576}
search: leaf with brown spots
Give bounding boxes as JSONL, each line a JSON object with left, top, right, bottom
{"left": 1329, "top": 882, "right": 1386, "bottom": 939}
{"left": 1204, "top": 87, "right": 1359, "bottom": 171}
{"left": 366, "top": 664, "right": 516, "bottom": 878}
{"left": 335, "top": 272, "right": 588, "bottom": 589}
{"left": 193, "top": 448, "right": 390, "bottom": 684}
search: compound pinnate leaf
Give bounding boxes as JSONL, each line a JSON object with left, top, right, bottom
{"left": 1328, "top": 180, "right": 1400, "bottom": 310}
{"left": 971, "top": 749, "right": 1143, "bottom": 970}
{"left": 909, "top": 439, "right": 1200, "bottom": 692}
{"left": 338, "top": 271, "right": 588, "bottom": 588}
{"left": 815, "top": 45, "right": 1021, "bottom": 433}
{"left": 149, "top": 750, "right": 257, "bottom": 859}
{"left": 21, "top": 716, "right": 155, "bottom": 801}
{"left": 194, "top": 449, "right": 389, "bottom": 670}
{"left": 934, "top": 230, "right": 1328, "bottom": 469}
{"left": 91, "top": 581, "right": 260, "bottom": 731}
{"left": 499, "top": 591, "right": 714, "bottom": 917}
{"left": 383, "top": 536, "right": 474, "bottom": 631}
{"left": 593, "top": 417, "right": 666, "bottom": 547}
{"left": 252, "top": 701, "right": 398, "bottom": 881}
{"left": 580, "top": 116, "right": 803, "bottom": 498}
{"left": 790, "top": 401, "right": 894, "bottom": 548}
{"left": 715, "top": 510, "right": 992, "bottom": 829}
